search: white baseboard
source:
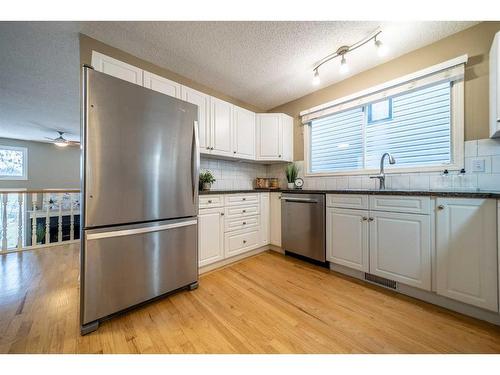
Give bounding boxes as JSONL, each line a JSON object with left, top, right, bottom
{"left": 330, "top": 262, "right": 500, "bottom": 326}
{"left": 199, "top": 245, "right": 270, "bottom": 274}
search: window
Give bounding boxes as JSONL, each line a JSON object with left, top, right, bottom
{"left": 304, "top": 57, "right": 465, "bottom": 176}
{"left": 0, "top": 145, "right": 28, "bottom": 180}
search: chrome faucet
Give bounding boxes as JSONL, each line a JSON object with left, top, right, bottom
{"left": 370, "top": 152, "right": 396, "bottom": 190}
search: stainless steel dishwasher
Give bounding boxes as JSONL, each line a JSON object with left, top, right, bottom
{"left": 281, "top": 193, "right": 326, "bottom": 262}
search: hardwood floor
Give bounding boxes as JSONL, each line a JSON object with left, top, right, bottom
{"left": 1, "top": 244, "right": 500, "bottom": 353}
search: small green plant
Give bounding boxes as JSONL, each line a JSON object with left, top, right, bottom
{"left": 199, "top": 170, "right": 216, "bottom": 185}
{"left": 36, "top": 224, "right": 46, "bottom": 244}
{"left": 285, "top": 163, "right": 299, "bottom": 183}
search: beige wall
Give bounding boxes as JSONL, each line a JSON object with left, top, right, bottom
{"left": 79, "top": 34, "right": 263, "bottom": 113}
{"left": 270, "top": 22, "right": 500, "bottom": 161}
{"left": 0, "top": 138, "right": 80, "bottom": 190}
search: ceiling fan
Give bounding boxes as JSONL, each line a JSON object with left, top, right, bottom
{"left": 45, "top": 131, "right": 80, "bottom": 147}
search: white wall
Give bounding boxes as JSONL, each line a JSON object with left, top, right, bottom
{"left": 0, "top": 138, "right": 80, "bottom": 189}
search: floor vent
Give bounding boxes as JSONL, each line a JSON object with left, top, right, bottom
{"left": 364, "top": 273, "right": 397, "bottom": 289}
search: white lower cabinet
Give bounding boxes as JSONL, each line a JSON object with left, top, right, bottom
{"left": 260, "top": 193, "right": 270, "bottom": 246}
{"left": 270, "top": 192, "right": 282, "bottom": 247}
{"left": 225, "top": 229, "right": 260, "bottom": 258}
{"left": 436, "top": 198, "right": 498, "bottom": 311}
{"left": 326, "top": 208, "right": 369, "bottom": 272}
{"left": 369, "top": 211, "right": 431, "bottom": 290}
{"left": 199, "top": 193, "right": 269, "bottom": 268}
{"left": 198, "top": 207, "right": 225, "bottom": 267}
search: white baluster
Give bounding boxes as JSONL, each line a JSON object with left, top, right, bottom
{"left": 1, "top": 194, "right": 8, "bottom": 251}
{"left": 69, "top": 194, "right": 74, "bottom": 241}
{"left": 31, "top": 193, "right": 37, "bottom": 246}
{"left": 57, "top": 193, "right": 63, "bottom": 242}
{"left": 17, "top": 193, "right": 23, "bottom": 250}
{"left": 44, "top": 193, "right": 50, "bottom": 245}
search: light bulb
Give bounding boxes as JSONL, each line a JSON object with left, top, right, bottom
{"left": 55, "top": 142, "right": 68, "bottom": 147}
{"left": 312, "top": 69, "right": 320, "bottom": 86}
{"left": 339, "top": 55, "right": 349, "bottom": 75}
{"left": 375, "top": 39, "right": 388, "bottom": 57}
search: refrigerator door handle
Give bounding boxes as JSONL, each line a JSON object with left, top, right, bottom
{"left": 192, "top": 120, "right": 200, "bottom": 205}
{"left": 86, "top": 220, "right": 197, "bottom": 240}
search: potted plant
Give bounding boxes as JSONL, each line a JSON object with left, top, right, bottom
{"left": 36, "top": 223, "right": 46, "bottom": 245}
{"left": 199, "top": 170, "right": 216, "bottom": 191}
{"left": 285, "top": 163, "right": 299, "bottom": 189}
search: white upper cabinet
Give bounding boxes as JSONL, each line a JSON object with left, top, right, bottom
{"left": 256, "top": 113, "right": 293, "bottom": 162}
{"left": 369, "top": 210, "right": 431, "bottom": 290}
{"left": 143, "top": 71, "right": 182, "bottom": 99}
{"left": 91, "top": 51, "right": 143, "bottom": 85}
{"left": 233, "top": 106, "right": 256, "bottom": 160}
{"left": 210, "top": 97, "right": 233, "bottom": 157}
{"left": 436, "top": 198, "right": 498, "bottom": 311}
{"left": 182, "top": 86, "right": 211, "bottom": 152}
{"left": 490, "top": 31, "right": 500, "bottom": 138}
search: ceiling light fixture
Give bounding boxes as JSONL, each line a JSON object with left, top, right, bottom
{"left": 54, "top": 141, "right": 69, "bottom": 147}
{"left": 312, "top": 69, "right": 320, "bottom": 86}
{"left": 311, "top": 28, "right": 387, "bottom": 85}
{"left": 374, "top": 36, "right": 388, "bottom": 57}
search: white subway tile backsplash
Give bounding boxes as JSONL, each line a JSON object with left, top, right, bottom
{"left": 390, "top": 175, "right": 410, "bottom": 190}
{"left": 464, "top": 140, "right": 478, "bottom": 157}
{"left": 477, "top": 138, "right": 500, "bottom": 156}
{"left": 409, "top": 174, "right": 430, "bottom": 190}
{"left": 361, "top": 176, "right": 377, "bottom": 190}
{"left": 429, "top": 175, "right": 453, "bottom": 190}
{"left": 491, "top": 156, "right": 500, "bottom": 174}
{"left": 477, "top": 174, "right": 500, "bottom": 190}
{"left": 336, "top": 177, "right": 348, "bottom": 190}
{"left": 348, "top": 176, "right": 362, "bottom": 189}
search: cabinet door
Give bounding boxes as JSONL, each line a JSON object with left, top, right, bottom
{"left": 182, "top": 86, "right": 210, "bottom": 153}
{"left": 436, "top": 198, "right": 498, "bottom": 311}
{"left": 270, "top": 192, "right": 282, "bottom": 246}
{"left": 326, "top": 208, "right": 369, "bottom": 272}
{"left": 198, "top": 208, "right": 224, "bottom": 267}
{"left": 225, "top": 229, "right": 260, "bottom": 258}
{"left": 260, "top": 193, "right": 270, "bottom": 246}
{"left": 143, "top": 71, "right": 181, "bottom": 99}
{"left": 256, "top": 114, "right": 282, "bottom": 160}
{"left": 91, "top": 51, "right": 143, "bottom": 85}
{"left": 233, "top": 106, "right": 256, "bottom": 159}
{"left": 281, "top": 114, "right": 294, "bottom": 162}
{"left": 210, "top": 97, "right": 233, "bottom": 157}
{"left": 369, "top": 211, "right": 431, "bottom": 290}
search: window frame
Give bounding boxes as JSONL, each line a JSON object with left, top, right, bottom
{"left": 304, "top": 76, "right": 464, "bottom": 177}
{"left": 0, "top": 145, "right": 28, "bottom": 180}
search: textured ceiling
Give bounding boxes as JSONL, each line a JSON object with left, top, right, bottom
{"left": 0, "top": 21, "right": 478, "bottom": 142}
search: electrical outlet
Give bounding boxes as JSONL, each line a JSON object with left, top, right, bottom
{"left": 471, "top": 158, "right": 486, "bottom": 172}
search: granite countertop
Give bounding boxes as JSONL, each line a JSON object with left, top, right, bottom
{"left": 199, "top": 188, "right": 500, "bottom": 199}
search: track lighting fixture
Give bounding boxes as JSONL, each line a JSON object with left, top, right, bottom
{"left": 311, "top": 28, "right": 388, "bottom": 85}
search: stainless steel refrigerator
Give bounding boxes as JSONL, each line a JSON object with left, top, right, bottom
{"left": 80, "top": 66, "right": 199, "bottom": 335}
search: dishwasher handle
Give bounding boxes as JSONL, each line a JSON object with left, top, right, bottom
{"left": 282, "top": 197, "right": 319, "bottom": 204}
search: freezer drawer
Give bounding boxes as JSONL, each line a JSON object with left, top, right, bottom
{"left": 81, "top": 218, "right": 198, "bottom": 325}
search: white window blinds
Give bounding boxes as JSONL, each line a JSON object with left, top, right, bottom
{"left": 365, "top": 81, "right": 451, "bottom": 169}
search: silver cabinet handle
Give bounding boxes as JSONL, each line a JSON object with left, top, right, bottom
{"left": 368, "top": 218, "right": 374, "bottom": 222}
{"left": 362, "top": 217, "right": 368, "bottom": 221}
{"left": 208, "top": 200, "right": 212, "bottom": 203}
{"left": 87, "top": 220, "right": 197, "bottom": 240}
{"left": 242, "top": 221, "right": 247, "bottom": 225}
{"left": 437, "top": 205, "right": 445, "bottom": 210}
{"left": 242, "top": 198, "right": 246, "bottom": 201}
{"left": 242, "top": 209, "right": 246, "bottom": 213}
{"left": 220, "top": 212, "right": 224, "bottom": 216}
{"left": 283, "top": 197, "right": 318, "bottom": 203}
{"left": 243, "top": 240, "right": 247, "bottom": 244}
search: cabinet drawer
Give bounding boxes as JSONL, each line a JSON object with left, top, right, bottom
{"left": 225, "top": 215, "right": 259, "bottom": 232}
{"left": 369, "top": 195, "right": 430, "bottom": 214}
{"left": 326, "top": 194, "right": 369, "bottom": 209}
{"left": 224, "top": 229, "right": 260, "bottom": 258}
{"left": 225, "top": 193, "right": 259, "bottom": 206}
{"left": 225, "top": 204, "right": 260, "bottom": 218}
{"left": 199, "top": 195, "right": 223, "bottom": 209}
